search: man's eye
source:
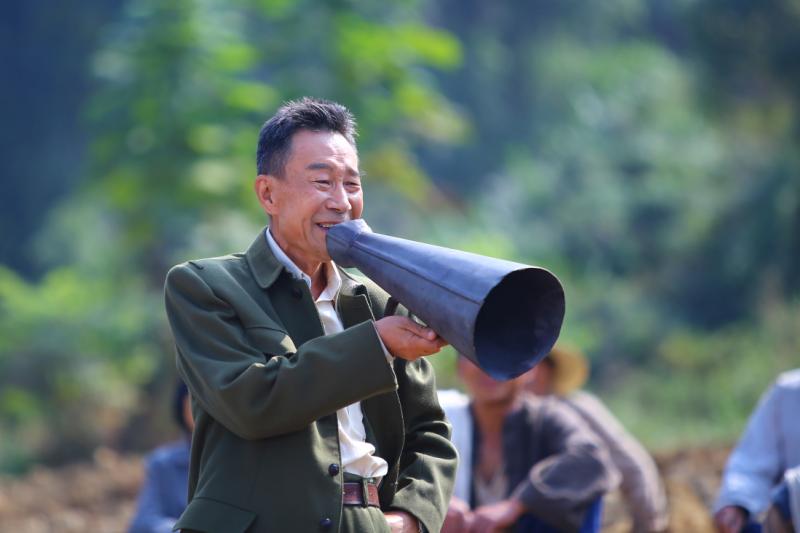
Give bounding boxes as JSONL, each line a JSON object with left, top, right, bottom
{"left": 314, "top": 179, "right": 331, "bottom": 185}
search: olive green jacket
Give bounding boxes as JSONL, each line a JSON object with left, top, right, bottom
{"left": 163, "top": 228, "right": 457, "bottom": 533}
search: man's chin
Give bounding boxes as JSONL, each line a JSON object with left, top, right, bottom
{"left": 474, "top": 393, "right": 517, "bottom": 409}
{"left": 313, "top": 250, "right": 333, "bottom": 265}
{"left": 316, "top": 245, "right": 332, "bottom": 262}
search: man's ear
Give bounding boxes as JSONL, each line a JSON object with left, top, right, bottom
{"left": 255, "top": 174, "right": 280, "bottom": 216}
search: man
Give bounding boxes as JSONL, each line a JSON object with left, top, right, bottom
{"left": 128, "top": 381, "right": 192, "bottom": 533}
{"left": 713, "top": 369, "right": 800, "bottom": 533}
{"left": 524, "top": 346, "right": 669, "bottom": 532}
{"left": 440, "top": 356, "right": 616, "bottom": 532}
{"left": 164, "top": 98, "right": 457, "bottom": 533}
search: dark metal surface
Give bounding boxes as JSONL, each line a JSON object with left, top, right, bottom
{"left": 327, "top": 219, "right": 565, "bottom": 380}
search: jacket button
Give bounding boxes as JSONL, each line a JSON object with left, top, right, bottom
{"left": 319, "top": 517, "right": 333, "bottom": 530}
{"left": 291, "top": 287, "right": 303, "bottom": 299}
{"left": 328, "top": 463, "right": 339, "bottom": 476}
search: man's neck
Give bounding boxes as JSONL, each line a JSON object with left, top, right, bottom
{"left": 309, "top": 263, "right": 328, "bottom": 300}
{"left": 265, "top": 228, "right": 329, "bottom": 300}
{"left": 289, "top": 259, "right": 328, "bottom": 300}
{"left": 473, "top": 398, "right": 520, "bottom": 484}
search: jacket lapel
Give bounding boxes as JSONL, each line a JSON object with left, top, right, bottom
{"left": 245, "top": 227, "right": 324, "bottom": 345}
{"left": 337, "top": 270, "right": 405, "bottom": 496}
{"left": 362, "top": 386, "right": 404, "bottom": 501}
{"left": 335, "top": 272, "right": 376, "bottom": 328}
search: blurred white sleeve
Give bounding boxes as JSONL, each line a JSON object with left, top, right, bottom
{"left": 437, "top": 389, "right": 472, "bottom": 503}
{"left": 714, "top": 382, "right": 784, "bottom": 516}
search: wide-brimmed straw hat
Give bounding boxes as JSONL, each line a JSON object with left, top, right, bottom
{"left": 547, "top": 344, "right": 589, "bottom": 396}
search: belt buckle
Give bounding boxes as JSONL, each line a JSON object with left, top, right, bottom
{"left": 360, "top": 478, "right": 370, "bottom": 507}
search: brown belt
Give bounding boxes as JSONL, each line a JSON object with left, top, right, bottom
{"left": 342, "top": 480, "right": 380, "bottom": 507}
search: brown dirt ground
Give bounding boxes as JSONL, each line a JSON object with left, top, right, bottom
{"left": 0, "top": 445, "right": 729, "bottom": 532}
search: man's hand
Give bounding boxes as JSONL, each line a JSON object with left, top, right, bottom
{"left": 374, "top": 316, "right": 447, "bottom": 361}
{"left": 713, "top": 505, "right": 747, "bottom": 533}
{"left": 468, "top": 499, "right": 525, "bottom": 533}
{"left": 442, "top": 496, "right": 474, "bottom": 533}
{"left": 384, "top": 510, "right": 420, "bottom": 533}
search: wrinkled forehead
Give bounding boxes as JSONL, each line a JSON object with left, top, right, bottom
{"left": 286, "top": 129, "right": 359, "bottom": 169}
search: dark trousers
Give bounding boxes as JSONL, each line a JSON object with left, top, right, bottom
{"left": 341, "top": 504, "right": 392, "bottom": 533}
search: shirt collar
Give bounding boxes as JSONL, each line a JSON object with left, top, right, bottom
{"left": 265, "top": 228, "right": 342, "bottom": 302}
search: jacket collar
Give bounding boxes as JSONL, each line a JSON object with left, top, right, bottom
{"left": 244, "top": 227, "right": 370, "bottom": 316}
{"left": 245, "top": 226, "right": 284, "bottom": 289}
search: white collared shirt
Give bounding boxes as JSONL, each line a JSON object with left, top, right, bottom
{"left": 265, "top": 228, "right": 389, "bottom": 479}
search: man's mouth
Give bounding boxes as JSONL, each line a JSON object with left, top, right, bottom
{"left": 316, "top": 222, "right": 342, "bottom": 232}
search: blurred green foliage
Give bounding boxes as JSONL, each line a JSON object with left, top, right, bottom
{"left": 1, "top": 0, "right": 799, "bottom": 472}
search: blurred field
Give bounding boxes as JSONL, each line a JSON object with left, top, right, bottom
{"left": 0, "top": 444, "right": 729, "bottom": 532}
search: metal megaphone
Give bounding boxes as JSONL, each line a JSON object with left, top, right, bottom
{"left": 327, "top": 219, "right": 565, "bottom": 380}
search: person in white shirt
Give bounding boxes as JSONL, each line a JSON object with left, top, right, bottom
{"left": 714, "top": 369, "right": 800, "bottom": 533}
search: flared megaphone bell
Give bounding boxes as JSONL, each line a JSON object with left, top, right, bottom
{"left": 327, "top": 219, "right": 565, "bottom": 381}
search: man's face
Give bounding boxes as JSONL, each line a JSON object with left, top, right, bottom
{"left": 458, "top": 356, "right": 521, "bottom": 407}
{"left": 256, "top": 129, "right": 363, "bottom": 270}
{"left": 523, "top": 363, "right": 553, "bottom": 396}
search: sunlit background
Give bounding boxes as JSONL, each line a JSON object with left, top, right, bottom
{"left": 1, "top": 0, "right": 799, "bottom": 528}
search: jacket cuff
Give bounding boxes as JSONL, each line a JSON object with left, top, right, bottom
{"left": 336, "top": 320, "right": 397, "bottom": 391}
{"left": 370, "top": 321, "right": 396, "bottom": 364}
{"left": 388, "top": 486, "right": 443, "bottom": 533}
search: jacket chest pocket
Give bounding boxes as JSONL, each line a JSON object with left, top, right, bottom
{"left": 244, "top": 326, "right": 297, "bottom": 357}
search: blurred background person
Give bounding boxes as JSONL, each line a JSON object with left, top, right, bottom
{"left": 128, "top": 380, "right": 193, "bottom": 533}
{"left": 440, "top": 355, "right": 616, "bottom": 533}
{"left": 713, "top": 369, "right": 800, "bottom": 533}
{"left": 523, "top": 345, "right": 669, "bottom": 532}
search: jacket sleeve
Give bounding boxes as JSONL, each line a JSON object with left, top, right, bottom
{"left": 511, "top": 398, "right": 617, "bottom": 531}
{"left": 714, "top": 381, "right": 784, "bottom": 515}
{"left": 387, "top": 358, "right": 458, "bottom": 533}
{"left": 164, "top": 263, "right": 398, "bottom": 440}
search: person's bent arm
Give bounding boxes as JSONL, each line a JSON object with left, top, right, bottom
{"left": 713, "top": 382, "right": 784, "bottom": 523}
{"left": 568, "top": 391, "right": 668, "bottom": 531}
{"left": 165, "top": 263, "right": 400, "bottom": 440}
{"left": 510, "top": 399, "right": 617, "bottom": 531}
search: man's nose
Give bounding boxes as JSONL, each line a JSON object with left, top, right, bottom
{"left": 327, "top": 183, "right": 351, "bottom": 212}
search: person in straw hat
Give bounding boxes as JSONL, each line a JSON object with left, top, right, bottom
{"left": 523, "top": 345, "right": 669, "bottom": 533}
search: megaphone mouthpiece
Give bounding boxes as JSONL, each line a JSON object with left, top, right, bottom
{"left": 326, "top": 219, "right": 373, "bottom": 268}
